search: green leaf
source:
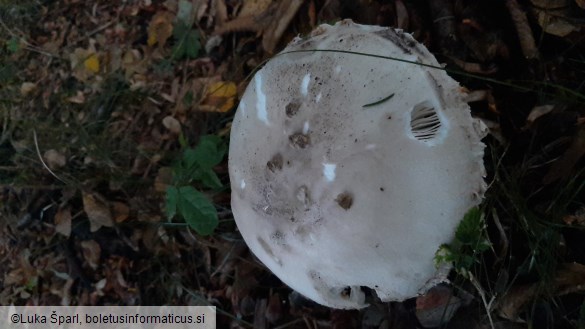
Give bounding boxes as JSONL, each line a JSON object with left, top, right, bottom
{"left": 455, "top": 207, "right": 483, "bottom": 245}
{"left": 195, "top": 168, "right": 223, "bottom": 190}
{"left": 172, "top": 43, "right": 186, "bottom": 61}
{"left": 184, "top": 29, "right": 200, "bottom": 58}
{"left": 182, "top": 148, "right": 199, "bottom": 169}
{"left": 178, "top": 133, "right": 188, "bottom": 149}
{"left": 183, "top": 135, "right": 225, "bottom": 170}
{"left": 173, "top": 21, "right": 189, "bottom": 39}
{"left": 177, "top": 186, "right": 218, "bottom": 235}
{"left": 166, "top": 186, "right": 179, "bottom": 219}
{"left": 171, "top": 22, "right": 200, "bottom": 60}
{"left": 7, "top": 37, "right": 20, "bottom": 53}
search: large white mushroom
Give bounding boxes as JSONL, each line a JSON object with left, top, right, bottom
{"left": 228, "top": 20, "right": 487, "bottom": 309}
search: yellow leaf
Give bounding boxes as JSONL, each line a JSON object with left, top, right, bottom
{"left": 147, "top": 11, "right": 174, "bottom": 47}
{"left": 201, "top": 81, "right": 238, "bottom": 112}
{"left": 84, "top": 54, "right": 100, "bottom": 73}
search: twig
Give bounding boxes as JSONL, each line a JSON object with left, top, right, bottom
{"left": 468, "top": 271, "right": 495, "bottom": 329}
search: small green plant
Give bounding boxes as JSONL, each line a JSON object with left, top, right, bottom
{"left": 6, "top": 37, "right": 20, "bottom": 53}
{"left": 165, "top": 135, "right": 226, "bottom": 235}
{"left": 435, "top": 207, "right": 492, "bottom": 275}
{"left": 171, "top": 21, "right": 200, "bottom": 61}
{"left": 170, "top": 0, "right": 200, "bottom": 61}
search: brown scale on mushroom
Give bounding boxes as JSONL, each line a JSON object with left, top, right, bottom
{"left": 335, "top": 192, "right": 353, "bottom": 210}
{"left": 266, "top": 153, "right": 283, "bottom": 172}
{"left": 289, "top": 133, "right": 310, "bottom": 148}
{"left": 285, "top": 101, "right": 301, "bottom": 117}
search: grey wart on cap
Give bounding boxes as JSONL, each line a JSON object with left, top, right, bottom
{"left": 228, "top": 20, "right": 487, "bottom": 309}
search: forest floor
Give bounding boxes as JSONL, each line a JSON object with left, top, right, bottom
{"left": 1, "top": 0, "right": 585, "bottom": 328}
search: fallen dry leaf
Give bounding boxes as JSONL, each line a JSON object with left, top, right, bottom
{"left": 67, "top": 90, "right": 86, "bottom": 104}
{"left": 200, "top": 81, "right": 237, "bottom": 112}
{"left": 82, "top": 192, "right": 114, "bottom": 232}
{"left": 111, "top": 201, "right": 130, "bottom": 223}
{"left": 122, "top": 49, "right": 148, "bottom": 80}
{"left": 265, "top": 292, "right": 283, "bottom": 324}
{"left": 239, "top": 0, "right": 272, "bottom": 18}
{"left": 147, "top": 11, "right": 174, "bottom": 47}
{"left": 525, "top": 104, "right": 555, "bottom": 125}
{"left": 162, "top": 115, "right": 182, "bottom": 134}
{"left": 154, "top": 167, "right": 173, "bottom": 192}
{"left": 214, "top": 0, "right": 304, "bottom": 53}
{"left": 532, "top": 7, "right": 582, "bottom": 37}
{"left": 81, "top": 240, "right": 101, "bottom": 270}
{"left": 84, "top": 53, "right": 100, "bottom": 73}
{"left": 416, "top": 285, "right": 461, "bottom": 328}
{"left": 563, "top": 206, "right": 585, "bottom": 226}
{"left": 71, "top": 48, "right": 100, "bottom": 81}
{"left": 498, "top": 263, "right": 585, "bottom": 321}
{"left": 54, "top": 206, "right": 72, "bottom": 237}
{"left": 395, "top": 0, "right": 409, "bottom": 30}
{"left": 20, "top": 82, "right": 36, "bottom": 96}
{"left": 43, "top": 149, "right": 66, "bottom": 170}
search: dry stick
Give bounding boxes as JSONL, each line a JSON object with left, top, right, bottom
{"left": 506, "top": 0, "right": 540, "bottom": 60}
{"left": 468, "top": 272, "right": 496, "bottom": 329}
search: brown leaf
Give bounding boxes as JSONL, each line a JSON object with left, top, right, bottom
{"left": 214, "top": 0, "right": 304, "bottom": 53}
{"left": 154, "top": 167, "right": 173, "bottom": 193}
{"left": 67, "top": 91, "right": 86, "bottom": 104}
{"left": 265, "top": 292, "right": 283, "bottom": 324}
{"left": 498, "top": 263, "right": 585, "bottom": 321}
{"left": 543, "top": 127, "right": 585, "bottom": 184}
{"left": 43, "top": 149, "right": 66, "bottom": 170}
{"left": 262, "top": 0, "right": 304, "bottom": 53}
{"left": 70, "top": 48, "right": 100, "bottom": 81}
{"left": 81, "top": 240, "right": 101, "bottom": 270}
{"left": 563, "top": 207, "right": 585, "bottom": 226}
{"left": 395, "top": 0, "right": 409, "bottom": 30}
{"left": 111, "top": 202, "right": 130, "bottom": 223}
{"left": 162, "top": 115, "right": 182, "bottom": 134}
{"left": 308, "top": 0, "right": 317, "bottom": 28}
{"left": 533, "top": 6, "right": 581, "bottom": 37}
{"left": 20, "top": 82, "right": 36, "bottom": 96}
{"left": 525, "top": 104, "right": 555, "bottom": 125}
{"left": 147, "top": 11, "right": 174, "bottom": 47}
{"left": 238, "top": 0, "right": 272, "bottom": 18}
{"left": 82, "top": 192, "right": 114, "bottom": 232}
{"left": 416, "top": 285, "right": 461, "bottom": 328}
{"left": 54, "top": 206, "right": 72, "bottom": 237}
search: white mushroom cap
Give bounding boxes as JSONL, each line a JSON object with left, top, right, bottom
{"left": 228, "top": 20, "right": 487, "bottom": 309}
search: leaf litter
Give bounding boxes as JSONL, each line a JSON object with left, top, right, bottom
{"left": 0, "top": 0, "right": 584, "bottom": 328}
